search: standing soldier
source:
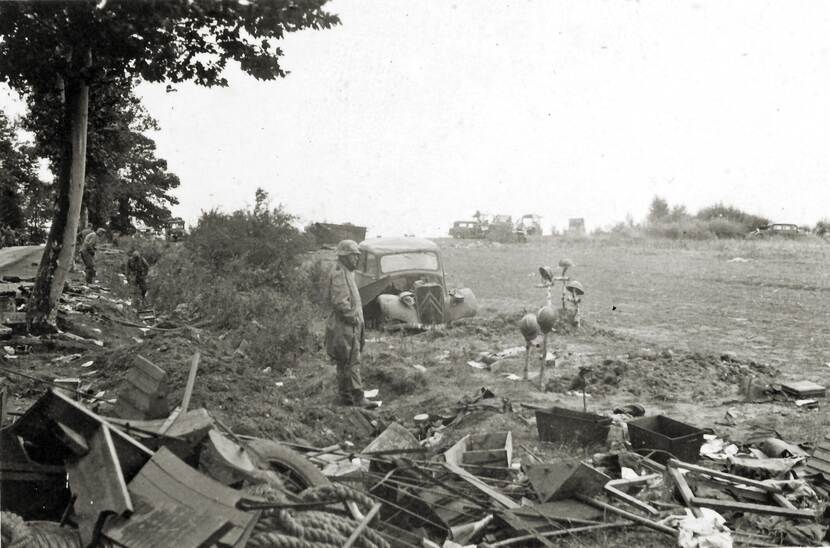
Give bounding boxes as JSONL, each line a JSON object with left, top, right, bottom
{"left": 126, "top": 250, "right": 150, "bottom": 307}
{"left": 79, "top": 228, "right": 105, "bottom": 283}
{"left": 325, "top": 240, "right": 367, "bottom": 406}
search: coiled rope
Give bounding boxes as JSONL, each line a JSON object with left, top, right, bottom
{"left": 245, "top": 483, "right": 390, "bottom": 548}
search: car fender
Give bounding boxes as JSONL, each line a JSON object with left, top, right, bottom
{"left": 446, "top": 287, "right": 477, "bottom": 322}
{"left": 377, "top": 294, "right": 419, "bottom": 324}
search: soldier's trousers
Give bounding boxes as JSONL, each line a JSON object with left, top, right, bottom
{"left": 335, "top": 359, "right": 364, "bottom": 405}
{"left": 80, "top": 250, "right": 95, "bottom": 283}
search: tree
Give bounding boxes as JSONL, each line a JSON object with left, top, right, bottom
{"left": 0, "top": 0, "right": 339, "bottom": 324}
{"left": 647, "top": 196, "right": 670, "bottom": 224}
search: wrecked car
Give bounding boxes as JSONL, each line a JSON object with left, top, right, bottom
{"left": 355, "top": 237, "right": 477, "bottom": 326}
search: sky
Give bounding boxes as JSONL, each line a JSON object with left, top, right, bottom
{"left": 4, "top": 0, "right": 830, "bottom": 236}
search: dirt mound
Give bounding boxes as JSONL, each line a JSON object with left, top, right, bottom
{"left": 547, "top": 349, "right": 779, "bottom": 402}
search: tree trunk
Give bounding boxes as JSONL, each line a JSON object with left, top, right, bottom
{"left": 27, "top": 79, "right": 90, "bottom": 326}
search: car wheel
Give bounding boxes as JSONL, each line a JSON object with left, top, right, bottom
{"left": 245, "top": 439, "right": 330, "bottom": 494}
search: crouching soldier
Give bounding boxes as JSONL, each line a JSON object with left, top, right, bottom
{"left": 325, "top": 240, "right": 367, "bottom": 406}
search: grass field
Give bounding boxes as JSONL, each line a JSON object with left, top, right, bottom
{"left": 441, "top": 236, "right": 830, "bottom": 378}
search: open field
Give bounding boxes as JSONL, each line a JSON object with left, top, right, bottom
{"left": 442, "top": 236, "right": 830, "bottom": 377}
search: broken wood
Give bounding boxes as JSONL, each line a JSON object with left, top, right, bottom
{"left": 180, "top": 351, "right": 201, "bottom": 415}
{"left": 443, "top": 462, "right": 519, "bottom": 509}
{"left": 690, "top": 497, "right": 816, "bottom": 519}
{"left": 103, "top": 497, "right": 230, "bottom": 548}
{"left": 575, "top": 495, "right": 676, "bottom": 536}
{"left": 125, "top": 447, "right": 258, "bottom": 547}
{"left": 666, "top": 466, "right": 703, "bottom": 518}
{"left": 604, "top": 475, "right": 660, "bottom": 515}
{"left": 66, "top": 423, "right": 133, "bottom": 546}
{"left": 668, "top": 458, "right": 782, "bottom": 493}
{"left": 114, "top": 355, "right": 170, "bottom": 420}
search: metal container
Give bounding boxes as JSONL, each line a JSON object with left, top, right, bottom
{"left": 535, "top": 407, "right": 612, "bottom": 446}
{"left": 627, "top": 415, "right": 703, "bottom": 463}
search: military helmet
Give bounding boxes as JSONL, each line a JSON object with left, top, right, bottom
{"left": 336, "top": 240, "right": 360, "bottom": 256}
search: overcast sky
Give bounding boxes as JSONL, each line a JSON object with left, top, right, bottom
{"left": 5, "top": 0, "right": 830, "bottom": 236}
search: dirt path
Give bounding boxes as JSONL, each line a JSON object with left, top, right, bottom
{"left": 0, "top": 245, "right": 44, "bottom": 278}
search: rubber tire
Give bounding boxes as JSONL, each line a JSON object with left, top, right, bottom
{"left": 246, "top": 438, "right": 330, "bottom": 491}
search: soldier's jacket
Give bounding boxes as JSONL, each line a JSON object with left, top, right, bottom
{"left": 325, "top": 261, "right": 364, "bottom": 363}
{"left": 127, "top": 255, "right": 150, "bottom": 278}
{"left": 80, "top": 231, "right": 98, "bottom": 254}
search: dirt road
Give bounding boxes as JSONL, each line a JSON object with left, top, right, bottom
{"left": 0, "top": 245, "right": 44, "bottom": 278}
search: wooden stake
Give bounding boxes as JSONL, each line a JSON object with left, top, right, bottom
{"left": 539, "top": 332, "right": 548, "bottom": 390}
{"left": 180, "top": 352, "right": 200, "bottom": 415}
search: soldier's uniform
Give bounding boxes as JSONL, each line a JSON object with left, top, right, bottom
{"left": 325, "top": 240, "right": 365, "bottom": 406}
{"left": 126, "top": 251, "right": 150, "bottom": 306}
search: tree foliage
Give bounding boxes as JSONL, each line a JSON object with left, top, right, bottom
{"left": 696, "top": 203, "right": 769, "bottom": 231}
{"left": 0, "top": 109, "right": 49, "bottom": 235}
{"left": 24, "top": 82, "right": 181, "bottom": 231}
{"left": 0, "top": 0, "right": 339, "bottom": 322}
{"left": 647, "top": 196, "right": 670, "bottom": 224}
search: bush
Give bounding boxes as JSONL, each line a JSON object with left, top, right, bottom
{"left": 146, "top": 189, "right": 319, "bottom": 371}
{"left": 696, "top": 203, "right": 769, "bottom": 231}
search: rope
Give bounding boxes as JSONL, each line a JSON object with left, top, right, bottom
{"left": 244, "top": 484, "right": 390, "bottom": 548}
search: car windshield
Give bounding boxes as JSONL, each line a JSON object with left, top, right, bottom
{"left": 380, "top": 252, "right": 439, "bottom": 273}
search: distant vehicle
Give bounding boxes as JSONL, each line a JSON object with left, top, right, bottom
{"left": 516, "top": 214, "right": 542, "bottom": 236}
{"left": 164, "top": 217, "right": 186, "bottom": 242}
{"left": 448, "top": 220, "right": 486, "bottom": 239}
{"left": 567, "top": 218, "right": 586, "bottom": 236}
{"left": 354, "top": 237, "right": 477, "bottom": 327}
{"left": 747, "top": 223, "right": 803, "bottom": 239}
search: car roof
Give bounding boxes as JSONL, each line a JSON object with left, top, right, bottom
{"left": 359, "top": 237, "right": 439, "bottom": 254}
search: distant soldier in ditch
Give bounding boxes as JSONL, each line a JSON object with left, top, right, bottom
{"left": 325, "top": 240, "right": 367, "bottom": 406}
{"left": 126, "top": 250, "right": 150, "bottom": 306}
{"left": 79, "top": 228, "right": 106, "bottom": 283}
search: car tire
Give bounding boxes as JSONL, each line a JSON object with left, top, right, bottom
{"left": 246, "top": 439, "right": 330, "bottom": 493}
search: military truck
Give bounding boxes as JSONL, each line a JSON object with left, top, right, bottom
{"left": 164, "top": 217, "right": 186, "bottom": 242}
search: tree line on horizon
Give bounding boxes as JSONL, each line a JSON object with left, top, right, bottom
{"left": 596, "top": 196, "right": 830, "bottom": 239}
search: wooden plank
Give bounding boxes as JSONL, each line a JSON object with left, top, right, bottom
{"left": 690, "top": 497, "right": 816, "bottom": 519}
{"left": 66, "top": 423, "right": 133, "bottom": 546}
{"left": 103, "top": 495, "right": 230, "bottom": 548}
{"left": 124, "top": 369, "right": 165, "bottom": 395}
{"left": 666, "top": 466, "right": 702, "bottom": 518}
{"left": 180, "top": 352, "right": 200, "bottom": 415}
{"left": 668, "top": 459, "right": 782, "bottom": 493}
{"left": 135, "top": 355, "right": 168, "bottom": 382}
{"left": 128, "top": 447, "right": 255, "bottom": 547}
{"left": 444, "top": 462, "right": 519, "bottom": 509}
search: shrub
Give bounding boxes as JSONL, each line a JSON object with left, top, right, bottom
{"left": 146, "top": 189, "right": 319, "bottom": 371}
{"left": 696, "top": 203, "right": 769, "bottom": 231}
